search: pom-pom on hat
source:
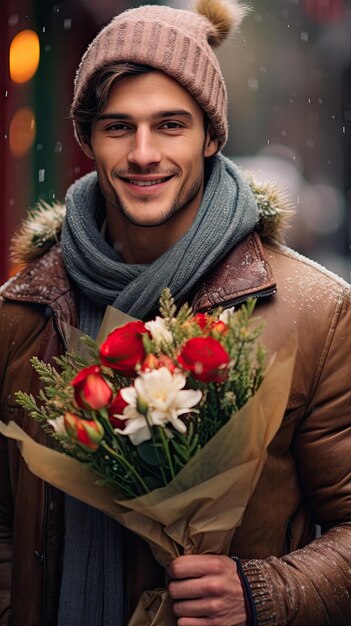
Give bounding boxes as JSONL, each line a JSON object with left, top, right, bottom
{"left": 71, "top": 0, "right": 249, "bottom": 151}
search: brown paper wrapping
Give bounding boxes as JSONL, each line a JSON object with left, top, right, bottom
{"left": 0, "top": 340, "right": 296, "bottom": 625}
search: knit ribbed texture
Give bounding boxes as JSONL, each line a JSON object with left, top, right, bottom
{"left": 61, "top": 154, "right": 259, "bottom": 320}
{"left": 72, "top": 4, "right": 229, "bottom": 149}
{"left": 241, "top": 560, "right": 276, "bottom": 626}
{"left": 58, "top": 305, "right": 124, "bottom": 626}
{"left": 58, "top": 496, "right": 124, "bottom": 626}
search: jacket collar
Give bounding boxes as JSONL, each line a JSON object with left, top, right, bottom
{"left": 1, "top": 233, "right": 276, "bottom": 312}
{"left": 193, "top": 232, "right": 276, "bottom": 311}
{"left": 1, "top": 244, "right": 71, "bottom": 306}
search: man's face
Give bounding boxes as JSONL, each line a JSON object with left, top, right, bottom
{"left": 84, "top": 71, "right": 218, "bottom": 228}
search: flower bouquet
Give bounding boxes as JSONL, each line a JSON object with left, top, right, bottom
{"left": 0, "top": 291, "right": 296, "bottom": 625}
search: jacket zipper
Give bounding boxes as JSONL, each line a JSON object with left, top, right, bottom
{"left": 285, "top": 518, "right": 294, "bottom": 554}
{"left": 200, "top": 286, "right": 277, "bottom": 312}
{"left": 222, "top": 286, "right": 277, "bottom": 309}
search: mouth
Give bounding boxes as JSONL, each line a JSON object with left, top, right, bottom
{"left": 119, "top": 175, "right": 174, "bottom": 194}
{"left": 127, "top": 177, "right": 170, "bottom": 187}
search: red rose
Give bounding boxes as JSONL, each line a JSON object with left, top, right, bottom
{"left": 191, "top": 313, "right": 211, "bottom": 331}
{"left": 71, "top": 365, "right": 113, "bottom": 410}
{"left": 108, "top": 392, "right": 128, "bottom": 430}
{"left": 64, "top": 412, "right": 104, "bottom": 451}
{"left": 100, "top": 321, "right": 149, "bottom": 377}
{"left": 177, "top": 337, "right": 229, "bottom": 383}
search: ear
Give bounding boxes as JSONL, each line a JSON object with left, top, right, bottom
{"left": 79, "top": 136, "right": 95, "bottom": 160}
{"left": 204, "top": 126, "right": 219, "bottom": 157}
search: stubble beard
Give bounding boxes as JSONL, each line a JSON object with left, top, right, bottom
{"left": 109, "top": 164, "right": 204, "bottom": 228}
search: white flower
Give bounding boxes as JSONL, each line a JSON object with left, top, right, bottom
{"left": 145, "top": 316, "right": 173, "bottom": 347}
{"left": 114, "top": 367, "right": 202, "bottom": 446}
{"left": 48, "top": 415, "right": 66, "bottom": 434}
{"left": 219, "top": 306, "right": 235, "bottom": 325}
{"left": 116, "top": 411, "right": 151, "bottom": 446}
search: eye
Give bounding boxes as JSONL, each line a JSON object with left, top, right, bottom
{"left": 105, "top": 122, "right": 131, "bottom": 132}
{"left": 159, "top": 121, "right": 184, "bottom": 130}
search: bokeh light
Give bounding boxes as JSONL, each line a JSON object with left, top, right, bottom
{"left": 9, "top": 107, "right": 36, "bottom": 157}
{"left": 9, "top": 30, "right": 40, "bottom": 83}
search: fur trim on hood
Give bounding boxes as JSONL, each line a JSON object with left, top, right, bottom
{"left": 11, "top": 176, "right": 293, "bottom": 265}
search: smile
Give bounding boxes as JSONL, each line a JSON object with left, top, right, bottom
{"left": 118, "top": 175, "right": 174, "bottom": 195}
{"left": 128, "top": 178, "right": 167, "bottom": 186}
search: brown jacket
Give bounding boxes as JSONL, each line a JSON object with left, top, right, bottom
{"left": 1, "top": 227, "right": 351, "bottom": 625}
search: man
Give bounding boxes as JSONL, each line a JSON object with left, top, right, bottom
{"left": 0, "top": 1, "right": 350, "bottom": 625}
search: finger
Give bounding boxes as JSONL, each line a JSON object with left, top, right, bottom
{"left": 169, "top": 576, "right": 223, "bottom": 600}
{"left": 169, "top": 578, "right": 203, "bottom": 599}
{"left": 177, "top": 617, "right": 214, "bottom": 626}
{"left": 168, "top": 554, "right": 228, "bottom": 579}
{"left": 176, "top": 618, "right": 246, "bottom": 626}
{"left": 172, "top": 597, "right": 221, "bottom": 617}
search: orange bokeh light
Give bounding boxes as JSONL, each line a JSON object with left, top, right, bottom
{"left": 9, "top": 30, "right": 40, "bottom": 83}
{"left": 9, "top": 107, "right": 36, "bottom": 157}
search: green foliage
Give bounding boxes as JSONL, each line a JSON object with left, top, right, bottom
{"left": 15, "top": 356, "right": 75, "bottom": 423}
{"left": 169, "top": 421, "right": 200, "bottom": 468}
{"left": 193, "top": 299, "right": 266, "bottom": 446}
{"left": 15, "top": 292, "right": 266, "bottom": 500}
{"left": 159, "top": 288, "right": 177, "bottom": 319}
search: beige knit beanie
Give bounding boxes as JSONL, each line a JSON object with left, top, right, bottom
{"left": 71, "top": 0, "right": 249, "bottom": 150}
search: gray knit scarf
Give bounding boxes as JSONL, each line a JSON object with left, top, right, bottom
{"left": 61, "top": 153, "right": 259, "bottom": 319}
{"left": 58, "top": 305, "right": 124, "bottom": 626}
{"left": 58, "top": 153, "right": 258, "bottom": 626}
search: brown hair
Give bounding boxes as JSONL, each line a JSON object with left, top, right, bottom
{"left": 71, "top": 62, "right": 153, "bottom": 144}
{"left": 71, "top": 62, "right": 211, "bottom": 145}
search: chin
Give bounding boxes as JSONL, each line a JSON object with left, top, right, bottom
{"left": 118, "top": 202, "right": 178, "bottom": 228}
{"left": 123, "top": 213, "right": 174, "bottom": 228}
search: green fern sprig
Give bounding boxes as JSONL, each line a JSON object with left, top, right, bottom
{"left": 159, "top": 288, "right": 177, "bottom": 319}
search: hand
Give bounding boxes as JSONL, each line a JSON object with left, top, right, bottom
{"left": 167, "top": 554, "right": 247, "bottom": 626}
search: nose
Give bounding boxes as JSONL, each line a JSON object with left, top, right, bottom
{"left": 127, "top": 127, "right": 162, "bottom": 169}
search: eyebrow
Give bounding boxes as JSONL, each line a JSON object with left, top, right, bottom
{"left": 96, "top": 109, "right": 194, "bottom": 122}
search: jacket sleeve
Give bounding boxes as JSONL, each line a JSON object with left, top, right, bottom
{"left": 0, "top": 301, "right": 13, "bottom": 625}
{"left": 0, "top": 296, "right": 50, "bottom": 625}
{"left": 0, "top": 428, "right": 13, "bottom": 626}
{"left": 241, "top": 287, "right": 351, "bottom": 626}
{"left": 0, "top": 432, "right": 12, "bottom": 626}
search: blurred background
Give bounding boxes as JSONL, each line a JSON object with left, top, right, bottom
{"left": 1, "top": 0, "right": 350, "bottom": 283}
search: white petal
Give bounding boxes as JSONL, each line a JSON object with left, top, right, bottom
{"left": 168, "top": 413, "right": 187, "bottom": 434}
{"left": 149, "top": 409, "right": 169, "bottom": 426}
{"left": 121, "top": 386, "right": 137, "bottom": 405}
{"left": 123, "top": 405, "right": 145, "bottom": 421}
{"left": 129, "top": 425, "right": 152, "bottom": 445}
{"left": 175, "top": 407, "right": 199, "bottom": 417}
{"left": 152, "top": 392, "right": 175, "bottom": 412}
{"left": 174, "top": 389, "right": 202, "bottom": 408}
{"left": 120, "top": 416, "right": 148, "bottom": 436}
{"left": 171, "top": 372, "right": 187, "bottom": 391}
{"left": 145, "top": 317, "right": 173, "bottom": 346}
{"left": 111, "top": 411, "right": 129, "bottom": 422}
{"left": 134, "top": 375, "right": 147, "bottom": 396}
{"left": 48, "top": 415, "right": 66, "bottom": 434}
{"left": 219, "top": 306, "right": 235, "bottom": 324}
